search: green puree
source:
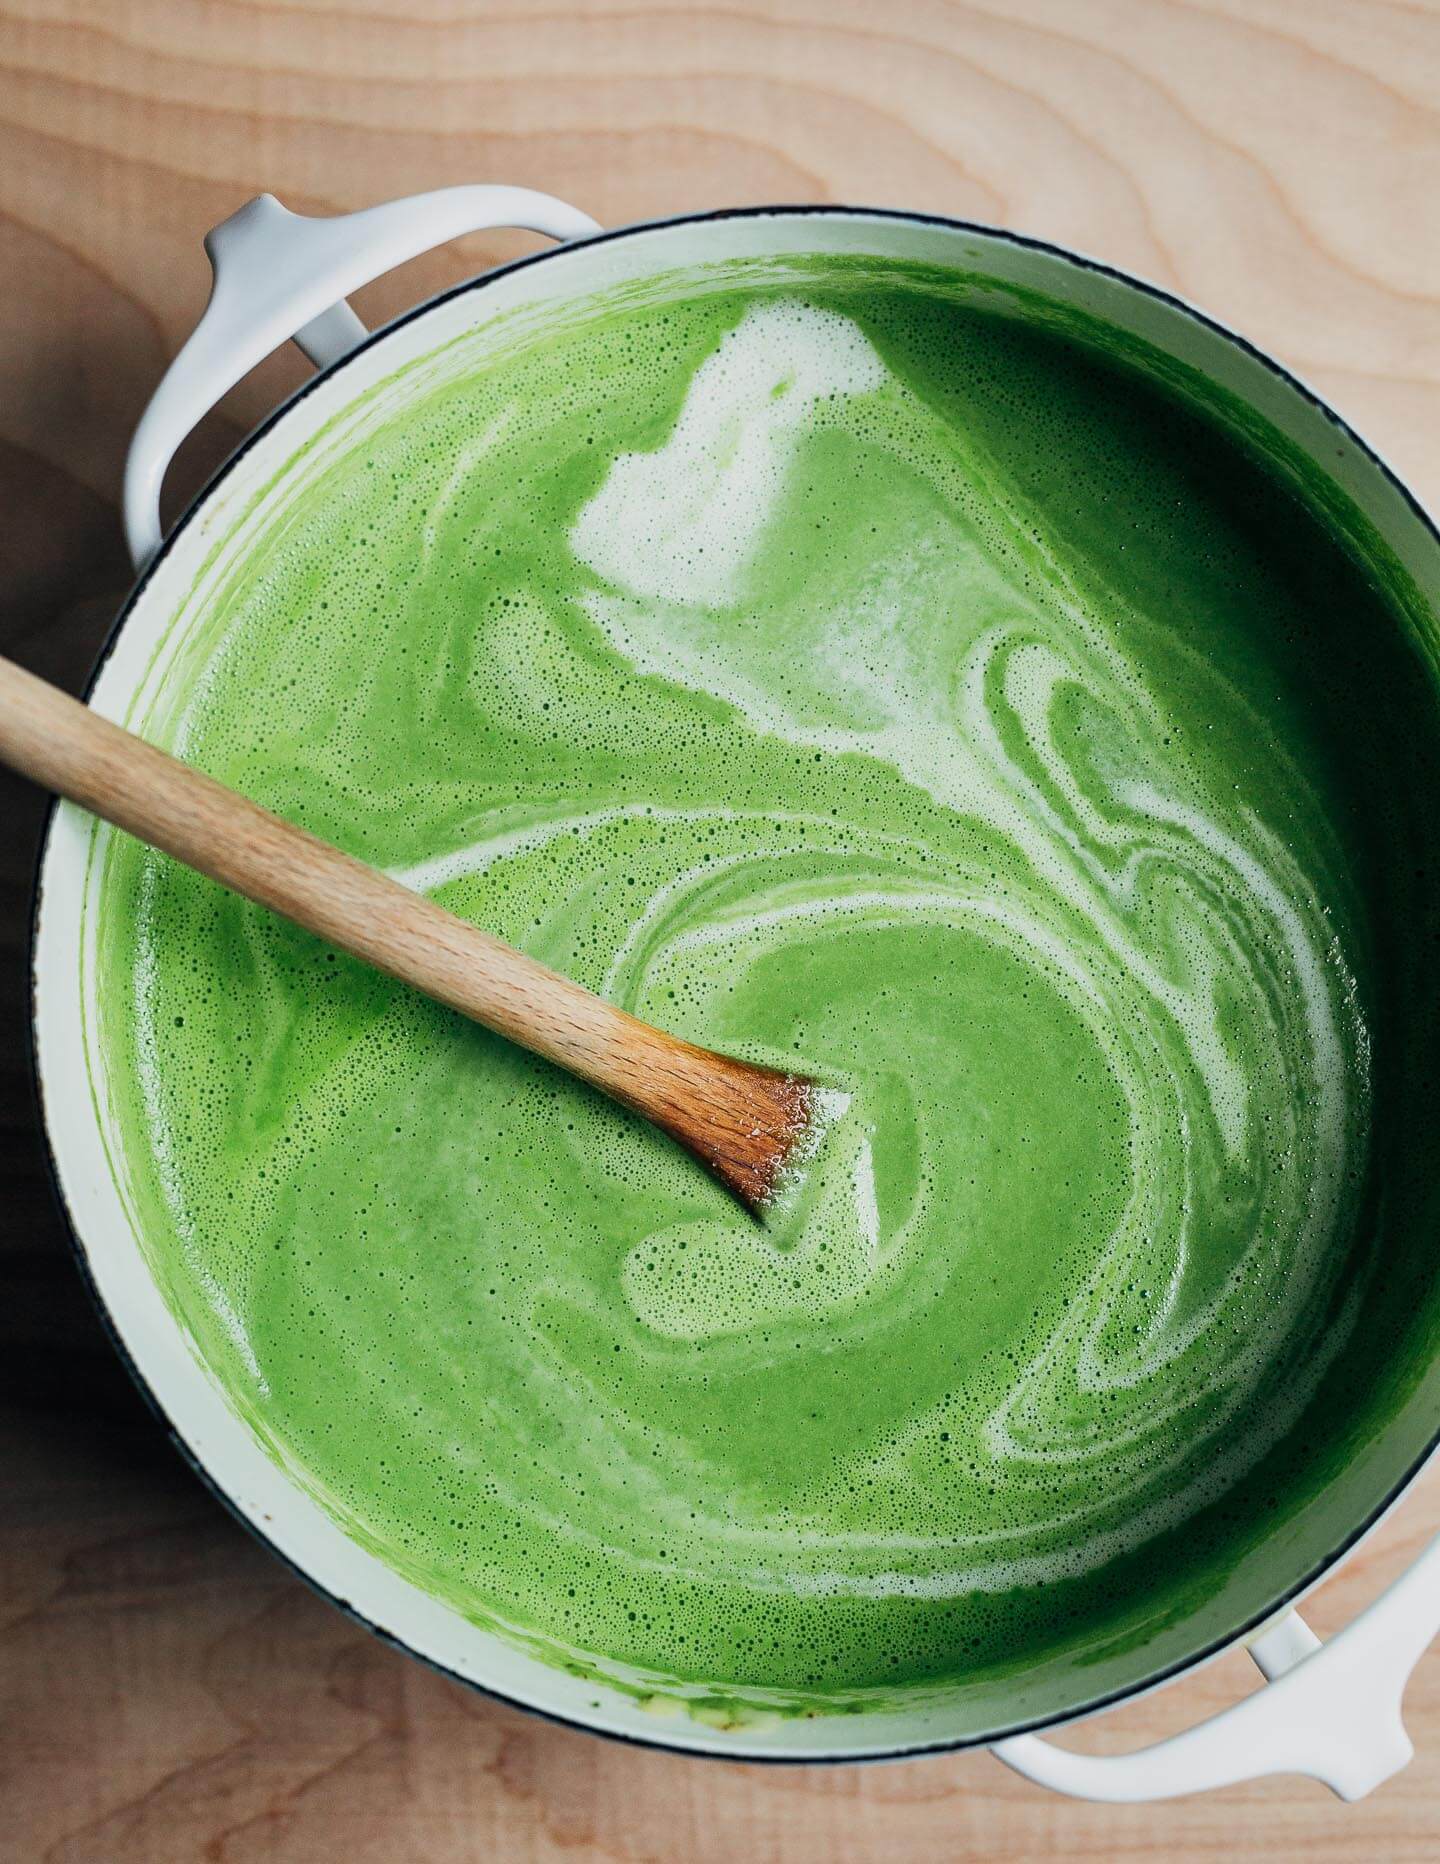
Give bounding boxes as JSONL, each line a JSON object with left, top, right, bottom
{"left": 95, "top": 260, "right": 1440, "bottom": 1707}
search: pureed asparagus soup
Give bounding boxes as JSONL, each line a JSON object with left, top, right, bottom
{"left": 93, "top": 255, "right": 1440, "bottom": 1713}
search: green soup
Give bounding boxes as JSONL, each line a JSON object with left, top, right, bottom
{"left": 94, "top": 258, "right": 1440, "bottom": 1710}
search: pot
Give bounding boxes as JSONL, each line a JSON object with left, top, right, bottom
{"left": 32, "top": 185, "right": 1440, "bottom": 1801}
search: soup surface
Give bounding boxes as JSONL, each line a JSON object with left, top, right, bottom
{"left": 94, "top": 257, "right": 1440, "bottom": 1709}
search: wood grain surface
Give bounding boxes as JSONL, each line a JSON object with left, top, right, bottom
{"left": 3, "top": 1, "right": 1440, "bottom": 1857}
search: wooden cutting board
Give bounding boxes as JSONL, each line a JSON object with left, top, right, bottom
{"left": 3, "top": 1, "right": 1439, "bottom": 1857}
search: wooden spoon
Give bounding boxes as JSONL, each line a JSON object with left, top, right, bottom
{"left": 0, "top": 654, "right": 831, "bottom": 1213}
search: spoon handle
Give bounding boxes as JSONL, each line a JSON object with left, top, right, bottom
{"left": 2, "top": 652, "right": 818, "bottom": 1209}
{"left": 0, "top": 652, "right": 677, "bottom": 1096}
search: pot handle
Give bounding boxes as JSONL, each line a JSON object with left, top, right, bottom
{"left": 993, "top": 1530, "right": 1440, "bottom": 1801}
{"left": 123, "top": 186, "right": 601, "bottom": 571}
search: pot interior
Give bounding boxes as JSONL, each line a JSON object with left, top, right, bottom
{"left": 34, "top": 208, "right": 1440, "bottom": 1757}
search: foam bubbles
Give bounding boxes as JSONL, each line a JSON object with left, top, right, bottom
{"left": 571, "top": 299, "right": 886, "bottom": 608}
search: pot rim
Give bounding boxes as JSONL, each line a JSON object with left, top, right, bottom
{"left": 30, "top": 200, "right": 1440, "bottom": 1764}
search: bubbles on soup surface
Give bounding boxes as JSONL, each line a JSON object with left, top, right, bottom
{"left": 97, "top": 261, "right": 1389, "bottom": 1704}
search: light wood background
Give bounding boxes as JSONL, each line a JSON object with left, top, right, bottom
{"left": 4, "top": 1, "right": 1440, "bottom": 1858}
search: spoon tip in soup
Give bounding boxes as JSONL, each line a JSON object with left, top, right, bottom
{"left": 640, "top": 1043, "right": 849, "bottom": 1216}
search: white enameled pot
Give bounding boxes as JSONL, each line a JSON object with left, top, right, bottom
{"left": 31, "top": 186, "right": 1440, "bottom": 1801}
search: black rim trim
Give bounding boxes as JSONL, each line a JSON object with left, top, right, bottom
{"left": 27, "top": 200, "right": 1440, "bottom": 1766}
